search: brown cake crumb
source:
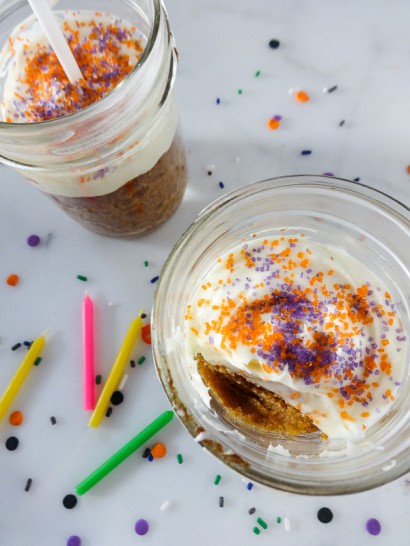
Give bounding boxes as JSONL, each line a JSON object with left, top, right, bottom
{"left": 196, "top": 354, "right": 318, "bottom": 436}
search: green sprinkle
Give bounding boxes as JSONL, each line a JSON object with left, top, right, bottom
{"left": 255, "top": 70, "right": 261, "bottom": 77}
{"left": 177, "top": 453, "right": 183, "bottom": 464}
{"left": 76, "top": 275, "right": 88, "bottom": 282}
{"left": 276, "top": 516, "right": 282, "bottom": 524}
{"left": 214, "top": 474, "right": 221, "bottom": 485}
{"left": 34, "top": 357, "right": 42, "bottom": 366}
{"left": 144, "top": 261, "right": 149, "bottom": 267}
{"left": 257, "top": 517, "right": 268, "bottom": 530}
{"left": 138, "top": 356, "right": 146, "bottom": 365}
{"left": 237, "top": 89, "right": 243, "bottom": 95}
{"left": 253, "top": 527, "right": 261, "bottom": 535}
{"left": 96, "top": 374, "right": 102, "bottom": 385}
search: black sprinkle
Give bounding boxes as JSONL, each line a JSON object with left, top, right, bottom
{"left": 339, "top": 120, "right": 345, "bottom": 126}
{"left": 24, "top": 478, "right": 32, "bottom": 492}
{"left": 327, "top": 85, "right": 338, "bottom": 93}
{"left": 95, "top": 374, "right": 102, "bottom": 385}
{"left": 269, "top": 39, "right": 280, "bottom": 49}
{"left": 248, "top": 507, "right": 256, "bottom": 515}
{"left": 5, "top": 436, "right": 19, "bottom": 451}
{"left": 301, "top": 150, "right": 312, "bottom": 155}
{"left": 141, "top": 313, "right": 147, "bottom": 319}
{"left": 317, "top": 507, "right": 333, "bottom": 524}
{"left": 130, "top": 359, "right": 136, "bottom": 368}
{"left": 110, "top": 390, "right": 124, "bottom": 406}
{"left": 106, "top": 407, "right": 113, "bottom": 418}
{"left": 142, "top": 447, "right": 151, "bottom": 458}
{"left": 50, "top": 416, "right": 57, "bottom": 425}
{"left": 207, "top": 171, "right": 212, "bottom": 176}
{"left": 63, "top": 494, "right": 78, "bottom": 509}
{"left": 11, "top": 343, "right": 22, "bottom": 351}
{"left": 219, "top": 496, "right": 224, "bottom": 507}
{"left": 150, "top": 276, "right": 159, "bottom": 284}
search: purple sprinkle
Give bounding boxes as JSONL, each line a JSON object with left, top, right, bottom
{"left": 135, "top": 519, "right": 149, "bottom": 536}
{"left": 273, "top": 115, "right": 282, "bottom": 121}
{"left": 247, "top": 482, "right": 254, "bottom": 490}
{"left": 150, "top": 276, "right": 159, "bottom": 284}
{"left": 366, "top": 518, "right": 381, "bottom": 536}
{"left": 67, "top": 536, "right": 81, "bottom": 546}
{"left": 219, "top": 181, "right": 225, "bottom": 188}
{"left": 27, "top": 234, "right": 40, "bottom": 247}
{"left": 323, "top": 172, "right": 334, "bottom": 176}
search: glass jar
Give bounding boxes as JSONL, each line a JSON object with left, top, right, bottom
{"left": 152, "top": 175, "right": 410, "bottom": 495}
{"left": 0, "top": 0, "right": 187, "bottom": 237}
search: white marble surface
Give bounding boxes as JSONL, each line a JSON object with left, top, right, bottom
{"left": 0, "top": 0, "right": 409, "bottom": 545}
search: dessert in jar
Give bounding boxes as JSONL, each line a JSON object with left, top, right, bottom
{"left": 0, "top": 1, "right": 187, "bottom": 237}
{"left": 185, "top": 234, "right": 407, "bottom": 441}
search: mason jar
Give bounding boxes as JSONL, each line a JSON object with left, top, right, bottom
{"left": 152, "top": 175, "right": 410, "bottom": 495}
{"left": 0, "top": 0, "right": 187, "bottom": 237}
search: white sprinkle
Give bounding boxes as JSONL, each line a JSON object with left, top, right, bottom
{"left": 382, "top": 460, "right": 396, "bottom": 472}
{"left": 206, "top": 164, "right": 215, "bottom": 171}
{"left": 160, "top": 500, "right": 171, "bottom": 511}
{"left": 118, "top": 374, "right": 128, "bottom": 391}
{"left": 284, "top": 517, "right": 291, "bottom": 531}
{"left": 194, "top": 431, "right": 209, "bottom": 442}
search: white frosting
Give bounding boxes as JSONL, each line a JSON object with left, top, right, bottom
{"left": 185, "top": 235, "right": 407, "bottom": 440}
{"left": 0, "top": 11, "right": 178, "bottom": 197}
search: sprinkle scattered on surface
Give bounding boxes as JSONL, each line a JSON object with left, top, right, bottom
{"left": 257, "top": 517, "right": 268, "bottom": 529}
{"left": 326, "top": 85, "right": 338, "bottom": 93}
{"left": 339, "top": 119, "right": 345, "bottom": 126}
{"left": 144, "top": 261, "right": 149, "bottom": 267}
{"left": 62, "top": 494, "right": 78, "bottom": 509}
{"left": 95, "top": 374, "right": 102, "bottom": 385}
{"left": 177, "top": 453, "right": 183, "bottom": 464}
{"left": 5, "top": 436, "right": 19, "bottom": 451}
{"left": 267, "top": 117, "right": 280, "bottom": 130}
{"left": 366, "top": 518, "right": 382, "bottom": 536}
{"left": 160, "top": 500, "right": 171, "bottom": 511}
{"left": 50, "top": 416, "right": 57, "bottom": 425}
{"left": 276, "top": 516, "right": 282, "bottom": 524}
{"left": 138, "top": 356, "right": 146, "bottom": 365}
{"left": 284, "top": 517, "right": 291, "bottom": 531}
{"left": 105, "top": 407, "right": 113, "bottom": 417}
{"left": 110, "top": 390, "right": 124, "bottom": 406}
{"left": 214, "top": 474, "right": 222, "bottom": 485}
{"left": 317, "top": 507, "right": 333, "bottom": 524}
{"left": 24, "top": 478, "right": 32, "bottom": 492}
{"left": 141, "top": 324, "right": 152, "bottom": 344}
{"left": 135, "top": 519, "right": 149, "bottom": 536}
{"left": 142, "top": 447, "right": 151, "bottom": 459}
{"left": 219, "top": 181, "right": 225, "bottom": 189}
{"left": 76, "top": 275, "right": 88, "bottom": 282}
{"left": 6, "top": 274, "right": 19, "bottom": 286}
{"left": 118, "top": 374, "right": 128, "bottom": 391}
{"left": 253, "top": 527, "right": 261, "bottom": 535}
{"left": 295, "top": 90, "right": 310, "bottom": 102}
{"left": 255, "top": 70, "right": 261, "bottom": 77}
{"left": 247, "top": 482, "right": 254, "bottom": 490}
{"left": 151, "top": 442, "right": 167, "bottom": 459}
{"left": 34, "top": 357, "right": 42, "bottom": 366}
{"left": 219, "top": 496, "right": 224, "bottom": 507}
{"left": 150, "top": 276, "right": 159, "bottom": 284}
{"left": 141, "top": 313, "right": 147, "bottom": 319}
{"left": 237, "top": 89, "right": 243, "bottom": 95}
{"left": 269, "top": 39, "right": 280, "bottom": 49}
{"left": 11, "top": 343, "right": 22, "bottom": 351}
{"left": 9, "top": 410, "right": 23, "bottom": 426}
{"left": 27, "top": 234, "right": 40, "bottom": 247}
{"left": 301, "top": 150, "right": 312, "bottom": 155}
{"left": 67, "top": 536, "right": 81, "bottom": 546}
{"left": 130, "top": 360, "right": 136, "bottom": 368}
{"left": 216, "top": 97, "right": 221, "bottom": 105}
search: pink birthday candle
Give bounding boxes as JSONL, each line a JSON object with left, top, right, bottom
{"left": 82, "top": 293, "right": 95, "bottom": 410}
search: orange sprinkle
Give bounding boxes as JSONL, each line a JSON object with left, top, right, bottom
{"left": 295, "top": 90, "right": 310, "bottom": 102}
{"left": 150, "top": 442, "right": 167, "bottom": 458}
{"left": 340, "top": 411, "right": 356, "bottom": 422}
{"left": 267, "top": 117, "right": 280, "bottom": 130}
{"left": 9, "top": 410, "right": 24, "bottom": 426}
{"left": 361, "top": 412, "right": 370, "bottom": 418}
{"left": 141, "top": 324, "right": 152, "bottom": 344}
{"left": 6, "top": 274, "right": 19, "bottom": 286}
{"left": 407, "top": 165, "right": 410, "bottom": 174}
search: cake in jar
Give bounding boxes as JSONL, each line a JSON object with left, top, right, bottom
{"left": 185, "top": 234, "right": 407, "bottom": 440}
